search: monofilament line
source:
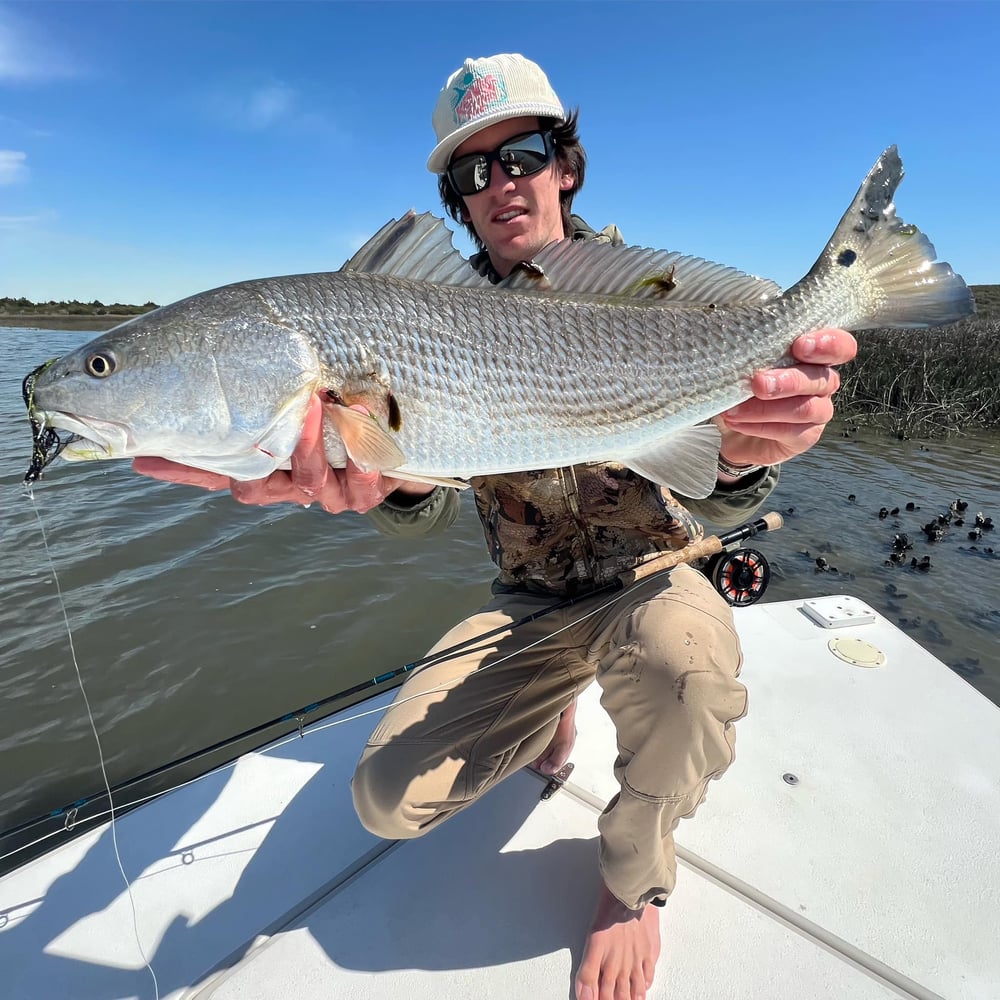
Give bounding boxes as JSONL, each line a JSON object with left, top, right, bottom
{"left": 2, "top": 568, "right": 639, "bottom": 867}
{"left": 27, "top": 489, "right": 160, "bottom": 1000}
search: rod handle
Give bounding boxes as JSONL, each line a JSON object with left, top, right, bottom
{"left": 618, "top": 510, "right": 784, "bottom": 588}
{"left": 760, "top": 510, "right": 784, "bottom": 532}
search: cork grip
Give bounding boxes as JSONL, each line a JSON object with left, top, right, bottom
{"left": 618, "top": 511, "right": 783, "bottom": 588}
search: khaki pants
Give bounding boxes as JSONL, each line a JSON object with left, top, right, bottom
{"left": 352, "top": 563, "right": 747, "bottom": 910}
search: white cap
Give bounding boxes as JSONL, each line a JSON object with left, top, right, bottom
{"left": 427, "top": 53, "right": 565, "bottom": 173}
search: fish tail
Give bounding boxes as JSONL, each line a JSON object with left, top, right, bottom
{"left": 792, "top": 146, "right": 975, "bottom": 329}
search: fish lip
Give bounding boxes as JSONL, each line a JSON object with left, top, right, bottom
{"left": 30, "top": 409, "right": 129, "bottom": 460}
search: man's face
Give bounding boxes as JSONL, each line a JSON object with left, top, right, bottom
{"left": 451, "top": 115, "right": 574, "bottom": 278}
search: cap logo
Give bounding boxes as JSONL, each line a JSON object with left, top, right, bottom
{"left": 451, "top": 70, "right": 509, "bottom": 126}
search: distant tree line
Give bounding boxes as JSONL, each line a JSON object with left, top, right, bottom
{"left": 0, "top": 296, "right": 158, "bottom": 317}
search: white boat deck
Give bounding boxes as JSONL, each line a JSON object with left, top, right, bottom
{"left": 2, "top": 595, "right": 998, "bottom": 999}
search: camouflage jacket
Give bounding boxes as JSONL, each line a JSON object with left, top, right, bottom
{"left": 369, "top": 461, "right": 779, "bottom": 597}
{"left": 471, "top": 465, "right": 704, "bottom": 595}
{"left": 366, "top": 218, "right": 780, "bottom": 596}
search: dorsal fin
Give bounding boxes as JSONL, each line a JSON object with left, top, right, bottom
{"left": 342, "top": 211, "right": 489, "bottom": 287}
{"left": 343, "top": 210, "right": 783, "bottom": 305}
{"left": 502, "top": 239, "right": 783, "bottom": 304}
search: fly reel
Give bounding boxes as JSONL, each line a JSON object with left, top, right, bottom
{"left": 704, "top": 547, "right": 771, "bottom": 606}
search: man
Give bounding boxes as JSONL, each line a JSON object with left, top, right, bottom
{"left": 136, "top": 54, "right": 857, "bottom": 1000}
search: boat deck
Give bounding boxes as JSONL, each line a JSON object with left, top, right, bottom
{"left": 2, "top": 595, "right": 998, "bottom": 999}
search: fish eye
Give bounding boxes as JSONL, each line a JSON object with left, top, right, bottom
{"left": 84, "top": 352, "right": 117, "bottom": 378}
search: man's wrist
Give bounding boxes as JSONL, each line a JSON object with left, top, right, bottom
{"left": 384, "top": 481, "right": 437, "bottom": 508}
{"left": 716, "top": 455, "right": 765, "bottom": 484}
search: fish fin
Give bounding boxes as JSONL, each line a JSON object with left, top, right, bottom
{"left": 621, "top": 423, "right": 722, "bottom": 499}
{"left": 323, "top": 398, "right": 466, "bottom": 489}
{"left": 342, "top": 211, "right": 783, "bottom": 305}
{"left": 502, "top": 241, "right": 783, "bottom": 304}
{"left": 384, "top": 471, "right": 470, "bottom": 490}
{"left": 787, "top": 146, "right": 975, "bottom": 329}
{"left": 326, "top": 403, "right": 406, "bottom": 473}
{"left": 343, "top": 211, "right": 492, "bottom": 287}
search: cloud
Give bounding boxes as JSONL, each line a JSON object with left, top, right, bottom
{"left": 0, "top": 112, "right": 52, "bottom": 138}
{"left": 204, "top": 80, "right": 336, "bottom": 137}
{"left": 0, "top": 149, "right": 27, "bottom": 183}
{"left": 0, "top": 208, "right": 56, "bottom": 234}
{"left": 211, "top": 82, "right": 298, "bottom": 131}
{"left": 0, "top": 213, "right": 41, "bottom": 228}
{"left": 245, "top": 83, "right": 296, "bottom": 129}
{"left": 0, "top": 5, "right": 79, "bottom": 83}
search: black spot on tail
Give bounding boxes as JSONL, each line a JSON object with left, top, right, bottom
{"left": 837, "top": 248, "right": 858, "bottom": 267}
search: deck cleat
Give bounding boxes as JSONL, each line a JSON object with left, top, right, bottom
{"left": 538, "top": 761, "right": 574, "bottom": 800}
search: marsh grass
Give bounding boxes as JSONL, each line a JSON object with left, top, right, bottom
{"left": 838, "top": 286, "right": 999, "bottom": 439}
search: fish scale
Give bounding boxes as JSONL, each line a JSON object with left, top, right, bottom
{"left": 23, "top": 147, "right": 974, "bottom": 500}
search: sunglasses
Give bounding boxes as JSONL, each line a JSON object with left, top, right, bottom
{"left": 447, "top": 130, "right": 556, "bottom": 196}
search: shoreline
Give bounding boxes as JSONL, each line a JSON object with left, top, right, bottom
{"left": 0, "top": 314, "right": 137, "bottom": 332}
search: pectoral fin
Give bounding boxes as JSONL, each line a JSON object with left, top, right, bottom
{"left": 622, "top": 423, "right": 722, "bottom": 499}
{"left": 326, "top": 403, "right": 406, "bottom": 473}
{"left": 324, "top": 403, "right": 468, "bottom": 489}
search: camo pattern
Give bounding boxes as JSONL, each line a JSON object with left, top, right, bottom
{"left": 470, "top": 463, "right": 703, "bottom": 596}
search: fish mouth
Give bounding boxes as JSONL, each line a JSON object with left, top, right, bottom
{"left": 22, "top": 362, "right": 125, "bottom": 483}
{"left": 22, "top": 409, "right": 123, "bottom": 484}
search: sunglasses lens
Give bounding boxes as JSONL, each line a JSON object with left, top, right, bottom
{"left": 448, "top": 132, "right": 553, "bottom": 195}
{"left": 500, "top": 133, "right": 551, "bottom": 176}
{"left": 449, "top": 156, "right": 488, "bottom": 196}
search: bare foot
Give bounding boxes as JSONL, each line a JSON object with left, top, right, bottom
{"left": 575, "top": 879, "right": 661, "bottom": 1000}
{"left": 532, "top": 697, "right": 577, "bottom": 774}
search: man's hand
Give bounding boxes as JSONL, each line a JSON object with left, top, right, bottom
{"left": 532, "top": 698, "right": 578, "bottom": 776}
{"left": 717, "top": 327, "right": 858, "bottom": 469}
{"left": 132, "top": 394, "right": 434, "bottom": 514}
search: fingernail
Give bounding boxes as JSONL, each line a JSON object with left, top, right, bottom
{"left": 763, "top": 376, "right": 778, "bottom": 396}
{"left": 578, "top": 987, "right": 595, "bottom": 1000}
{"left": 799, "top": 335, "right": 816, "bottom": 355}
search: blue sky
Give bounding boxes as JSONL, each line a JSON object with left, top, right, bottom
{"left": 1, "top": 0, "right": 997, "bottom": 305}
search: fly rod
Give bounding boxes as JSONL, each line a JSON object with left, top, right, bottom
{"left": 0, "top": 511, "right": 783, "bottom": 854}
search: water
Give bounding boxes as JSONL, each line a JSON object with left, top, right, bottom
{"left": 2, "top": 328, "right": 998, "bottom": 864}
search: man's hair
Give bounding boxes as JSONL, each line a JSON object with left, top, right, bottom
{"left": 437, "top": 109, "right": 586, "bottom": 252}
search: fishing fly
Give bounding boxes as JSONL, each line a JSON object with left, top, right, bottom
{"left": 22, "top": 361, "right": 77, "bottom": 484}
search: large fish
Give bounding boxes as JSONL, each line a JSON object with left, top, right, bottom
{"left": 23, "top": 147, "right": 974, "bottom": 499}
